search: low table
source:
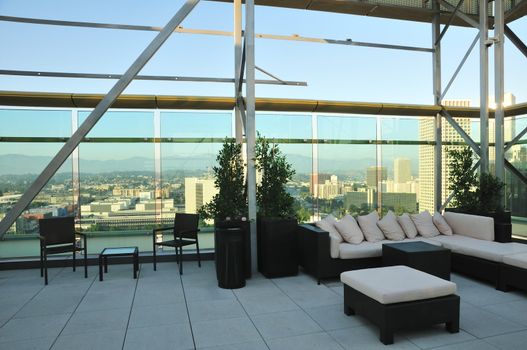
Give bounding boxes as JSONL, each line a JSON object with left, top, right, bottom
{"left": 99, "top": 247, "right": 139, "bottom": 281}
{"left": 342, "top": 266, "right": 459, "bottom": 345}
{"left": 383, "top": 241, "right": 451, "bottom": 280}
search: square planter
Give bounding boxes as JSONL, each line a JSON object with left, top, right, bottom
{"left": 257, "top": 217, "right": 298, "bottom": 278}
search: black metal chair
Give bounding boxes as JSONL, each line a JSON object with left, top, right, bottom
{"left": 152, "top": 213, "right": 201, "bottom": 274}
{"left": 39, "top": 216, "right": 87, "bottom": 285}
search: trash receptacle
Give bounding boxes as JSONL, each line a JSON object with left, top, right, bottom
{"left": 215, "top": 227, "right": 246, "bottom": 289}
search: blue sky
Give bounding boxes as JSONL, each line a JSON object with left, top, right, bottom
{"left": 0, "top": 0, "right": 526, "bottom": 105}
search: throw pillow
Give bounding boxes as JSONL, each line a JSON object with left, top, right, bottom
{"left": 315, "top": 214, "right": 342, "bottom": 258}
{"left": 357, "top": 211, "right": 385, "bottom": 242}
{"left": 433, "top": 212, "right": 453, "bottom": 235}
{"left": 335, "top": 214, "right": 364, "bottom": 244}
{"left": 397, "top": 213, "right": 418, "bottom": 238}
{"left": 411, "top": 210, "right": 441, "bottom": 237}
{"left": 377, "top": 210, "right": 405, "bottom": 241}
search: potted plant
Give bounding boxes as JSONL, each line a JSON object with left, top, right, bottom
{"left": 447, "top": 147, "right": 511, "bottom": 242}
{"left": 199, "top": 138, "right": 251, "bottom": 278}
{"left": 255, "top": 135, "right": 298, "bottom": 277}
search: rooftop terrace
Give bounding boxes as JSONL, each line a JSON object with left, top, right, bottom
{"left": 1, "top": 262, "right": 527, "bottom": 350}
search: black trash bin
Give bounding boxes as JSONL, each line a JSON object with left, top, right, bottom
{"left": 215, "top": 227, "right": 246, "bottom": 289}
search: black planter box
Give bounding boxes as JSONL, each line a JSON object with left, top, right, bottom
{"left": 257, "top": 217, "right": 298, "bottom": 278}
{"left": 214, "top": 219, "right": 252, "bottom": 279}
{"left": 445, "top": 208, "right": 512, "bottom": 243}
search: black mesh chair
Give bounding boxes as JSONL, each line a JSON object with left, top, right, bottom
{"left": 39, "top": 216, "right": 87, "bottom": 285}
{"left": 152, "top": 213, "right": 201, "bottom": 274}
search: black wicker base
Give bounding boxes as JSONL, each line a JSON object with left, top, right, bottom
{"left": 343, "top": 284, "right": 460, "bottom": 345}
{"left": 499, "top": 264, "right": 527, "bottom": 292}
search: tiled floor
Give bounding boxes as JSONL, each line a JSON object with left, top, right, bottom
{"left": 1, "top": 261, "right": 527, "bottom": 349}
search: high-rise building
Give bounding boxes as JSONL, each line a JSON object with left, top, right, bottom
{"left": 184, "top": 178, "right": 218, "bottom": 214}
{"left": 394, "top": 158, "right": 412, "bottom": 184}
{"left": 419, "top": 99, "right": 472, "bottom": 213}
{"left": 366, "top": 166, "right": 387, "bottom": 187}
{"left": 310, "top": 173, "right": 332, "bottom": 195}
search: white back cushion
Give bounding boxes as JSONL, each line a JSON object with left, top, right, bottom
{"left": 411, "top": 210, "right": 441, "bottom": 238}
{"left": 315, "top": 214, "right": 342, "bottom": 258}
{"left": 335, "top": 214, "right": 364, "bottom": 244}
{"left": 443, "top": 211, "right": 494, "bottom": 241}
{"left": 398, "top": 213, "right": 418, "bottom": 239}
{"left": 377, "top": 211, "right": 405, "bottom": 241}
{"left": 357, "top": 211, "right": 385, "bottom": 242}
{"left": 433, "top": 212, "right": 453, "bottom": 235}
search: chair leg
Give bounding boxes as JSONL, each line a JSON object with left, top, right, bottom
{"left": 44, "top": 250, "right": 48, "bottom": 285}
{"left": 40, "top": 246, "right": 44, "bottom": 278}
{"left": 153, "top": 244, "right": 157, "bottom": 271}
{"left": 196, "top": 240, "right": 201, "bottom": 268}
{"left": 72, "top": 247, "right": 76, "bottom": 272}
{"left": 175, "top": 246, "right": 179, "bottom": 265}
{"left": 179, "top": 246, "right": 183, "bottom": 275}
{"left": 84, "top": 248, "right": 88, "bottom": 278}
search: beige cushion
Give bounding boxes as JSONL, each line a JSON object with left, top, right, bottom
{"left": 377, "top": 211, "right": 405, "bottom": 241}
{"left": 398, "top": 213, "right": 418, "bottom": 239}
{"left": 431, "top": 234, "right": 527, "bottom": 262}
{"left": 503, "top": 253, "right": 527, "bottom": 269}
{"left": 341, "top": 265, "right": 457, "bottom": 304}
{"left": 443, "top": 212, "right": 494, "bottom": 241}
{"left": 411, "top": 210, "right": 440, "bottom": 238}
{"left": 433, "top": 212, "right": 453, "bottom": 235}
{"left": 315, "top": 214, "right": 341, "bottom": 258}
{"left": 335, "top": 214, "right": 364, "bottom": 244}
{"left": 339, "top": 241, "right": 383, "bottom": 259}
{"left": 357, "top": 211, "right": 385, "bottom": 243}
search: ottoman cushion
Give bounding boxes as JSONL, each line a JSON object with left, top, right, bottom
{"left": 341, "top": 265, "right": 457, "bottom": 304}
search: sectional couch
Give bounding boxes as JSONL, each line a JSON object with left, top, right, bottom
{"left": 298, "top": 211, "right": 527, "bottom": 290}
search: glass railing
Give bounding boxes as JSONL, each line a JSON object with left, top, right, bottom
{"left": 1, "top": 107, "right": 526, "bottom": 258}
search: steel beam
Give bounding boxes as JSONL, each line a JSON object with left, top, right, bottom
{"left": 433, "top": 0, "right": 443, "bottom": 212}
{"left": 479, "top": 0, "right": 489, "bottom": 174}
{"left": 0, "top": 0, "right": 200, "bottom": 237}
{"left": 245, "top": 0, "right": 258, "bottom": 274}
{"left": 505, "top": 125, "right": 527, "bottom": 152}
{"left": 440, "top": 33, "right": 480, "bottom": 101}
{"left": 494, "top": 0, "right": 505, "bottom": 187}
{"left": 234, "top": 0, "right": 243, "bottom": 143}
{"left": 435, "top": 0, "right": 466, "bottom": 46}
{"left": 437, "top": 0, "right": 480, "bottom": 29}
{"left": 440, "top": 160, "right": 481, "bottom": 211}
{"left": 0, "top": 15, "right": 433, "bottom": 53}
{"left": 442, "top": 108, "right": 481, "bottom": 156}
{"left": 0, "top": 69, "right": 307, "bottom": 87}
{"left": 505, "top": 160, "right": 527, "bottom": 187}
{"left": 504, "top": 25, "right": 527, "bottom": 59}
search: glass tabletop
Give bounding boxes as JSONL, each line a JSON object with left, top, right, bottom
{"left": 100, "top": 247, "right": 138, "bottom": 256}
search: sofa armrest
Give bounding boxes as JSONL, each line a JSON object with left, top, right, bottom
{"left": 443, "top": 212, "right": 495, "bottom": 241}
{"left": 297, "top": 224, "right": 331, "bottom": 277}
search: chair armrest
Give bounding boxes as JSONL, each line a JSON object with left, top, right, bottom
{"left": 297, "top": 224, "right": 331, "bottom": 274}
{"left": 75, "top": 231, "right": 87, "bottom": 237}
{"left": 38, "top": 235, "right": 46, "bottom": 241}
{"left": 153, "top": 226, "right": 175, "bottom": 233}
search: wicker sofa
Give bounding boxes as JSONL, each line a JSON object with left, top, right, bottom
{"left": 298, "top": 211, "right": 527, "bottom": 288}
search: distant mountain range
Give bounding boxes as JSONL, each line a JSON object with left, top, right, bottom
{"left": 0, "top": 153, "right": 417, "bottom": 177}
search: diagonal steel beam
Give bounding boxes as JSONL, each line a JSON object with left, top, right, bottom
{"left": 435, "top": 0, "right": 466, "bottom": 46}
{"left": 505, "top": 125, "right": 527, "bottom": 152}
{"left": 255, "top": 66, "right": 286, "bottom": 84}
{"left": 440, "top": 33, "right": 479, "bottom": 101}
{"left": 440, "top": 159, "right": 481, "bottom": 211}
{"left": 438, "top": 0, "right": 479, "bottom": 29}
{"left": 505, "top": 160, "right": 527, "bottom": 187}
{"left": 504, "top": 24, "right": 527, "bottom": 59}
{"left": 441, "top": 107, "right": 481, "bottom": 156}
{"left": 0, "top": 0, "right": 200, "bottom": 237}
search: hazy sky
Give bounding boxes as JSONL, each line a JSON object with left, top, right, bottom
{"left": 0, "top": 0, "right": 526, "bottom": 105}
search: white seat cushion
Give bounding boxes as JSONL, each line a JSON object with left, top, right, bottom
{"left": 431, "top": 235, "right": 527, "bottom": 262}
{"left": 443, "top": 212, "right": 494, "bottom": 241}
{"left": 339, "top": 241, "right": 383, "bottom": 259}
{"left": 411, "top": 210, "right": 441, "bottom": 238}
{"left": 357, "top": 211, "right": 385, "bottom": 243}
{"left": 335, "top": 214, "right": 364, "bottom": 244}
{"left": 341, "top": 265, "right": 457, "bottom": 304}
{"left": 377, "top": 211, "right": 405, "bottom": 241}
{"left": 315, "top": 214, "right": 341, "bottom": 259}
{"left": 503, "top": 253, "right": 527, "bottom": 269}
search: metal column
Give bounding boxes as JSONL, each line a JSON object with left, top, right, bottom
{"left": 0, "top": 0, "right": 200, "bottom": 236}
{"left": 432, "top": 0, "right": 442, "bottom": 212}
{"left": 494, "top": 0, "right": 505, "bottom": 184}
{"left": 234, "top": 0, "right": 243, "bottom": 143}
{"left": 245, "top": 0, "right": 258, "bottom": 273}
{"left": 479, "top": 0, "right": 489, "bottom": 174}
